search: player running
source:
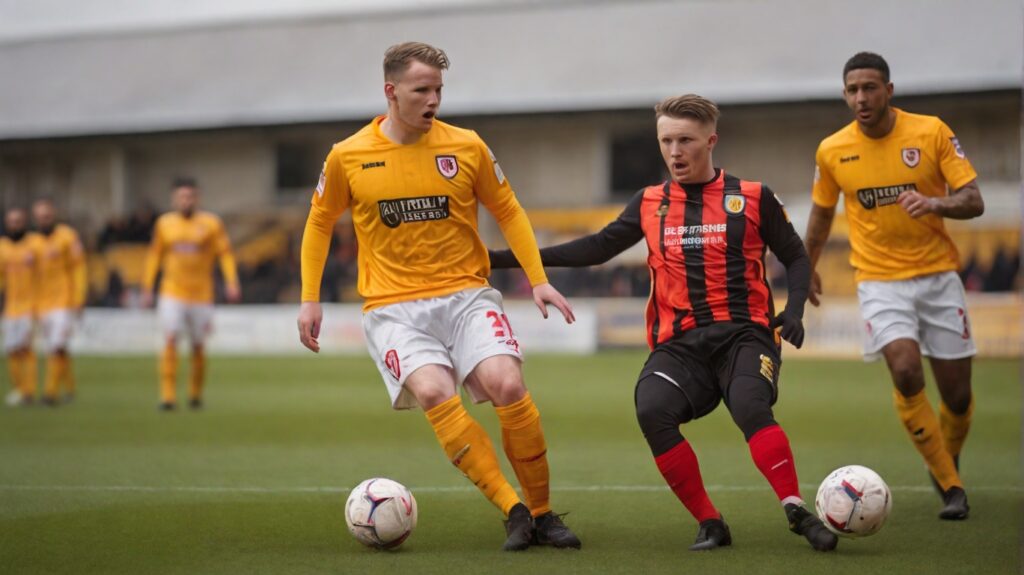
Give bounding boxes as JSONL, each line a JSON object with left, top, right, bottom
{"left": 1, "top": 207, "right": 41, "bottom": 406}
{"left": 491, "top": 94, "right": 837, "bottom": 552}
{"left": 142, "top": 178, "right": 240, "bottom": 410}
{"left": 297, "top": 42, "right": 581, "bottom": 551}
{"left": 804, "top": 52, "right": 983, "bottom": 520}
{"left": 32, "top": 199, "right": 87, "bottom": 405}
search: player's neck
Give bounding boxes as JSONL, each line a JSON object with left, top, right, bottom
{"left": 380, "top": 115, "right": 425, "bottom": 146}
{"left": 858, "top": 107, "right": 897, "bottom": 139}
{"left": 677, "top": 165, "right": 718, "bottom": 186}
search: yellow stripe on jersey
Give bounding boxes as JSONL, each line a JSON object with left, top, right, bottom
{"left": 0, "top": 233, "right": 41, "bottom": 318}
{"left": 301, "top": 116, "right": 547, "bottom": 310}
{"left": 812, "top": 108, "right": 977, "bottom": 282}
{"left": 143, "top": 211, "right": 238, "bottom": 304}
{"left": 36, "top": 224, "right": 87, "bottom": 313}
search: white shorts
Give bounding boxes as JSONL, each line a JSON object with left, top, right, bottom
{"left": 40, "top": 309, "right": 74, "bottom": 353}
{"left": 858, "top": 271, "right": 977, "bottom": 361}
{"left": 158, "top": 296, "right": 214, "bottom": 344}
{"left": 1, "top": 316, "right": 33, "bottom": 354}
{"left": 362, "top": 287, "right": 524, "bottom": 410}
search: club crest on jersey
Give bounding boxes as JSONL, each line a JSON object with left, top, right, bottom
{"left": 950, "top": 137, "right": 966, "bottom": 159}
{"left": 724, "top": 194, "right": 746, "bottom": 215}
{"left": 901, "top": 147, "right": 920, "bottom": 168}
{"left": 436, "top": 155, "right": 459, "bottom": 179}
{"left": 384, "top": 349, "right": 400, "bottom": 380}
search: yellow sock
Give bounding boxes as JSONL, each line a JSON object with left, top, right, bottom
{"left": 44, "top": 355, "right": 61, "bottom": 400}
{"left": 189, "top": 348, "right": 205, "bottom": 401}
{"left": 893, "top": 389, "right": 961, "bottom": 491}
{"left": 60, "top": 355, "right": 75, "bottom": 395}
{"left": 22, "top": 350, "right": 38, "bottom": 399}
{"left": 495, "top": 393, "right": 551, "bottom": 517}
{"left": 160, "top": 343, "right": 177, "bottom": 404}
{"left": 425, "top": 396, "right": 521, "bottom": 515}
{"left": 940, "top": 397, "right": 974, "bottom": 459}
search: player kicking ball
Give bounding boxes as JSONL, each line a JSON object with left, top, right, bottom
{"left": 491, "top": 94, "right": 837, "bottom": 552}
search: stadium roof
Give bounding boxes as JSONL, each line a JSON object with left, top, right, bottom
{"left": 1, "top": 0, "right": 1020, "bottom": 140}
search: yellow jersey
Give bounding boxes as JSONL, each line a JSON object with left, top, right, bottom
{"left": 143, "top": 211, "right": 239, "bottom": 304}
{"left": 0, "top": 233, "right": 41, "bottom": 318}
{"left": 812, "top": 108, "right": 977, "bottom": 282}
{"left": 36, "top": 224, "right": 87, "bottom": 313}
{"left": 301, "top": 116, "right": 547, "bottom": 311}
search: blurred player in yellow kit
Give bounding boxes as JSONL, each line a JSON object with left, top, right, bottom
{"left": 804, "top": 52, "right": 984, "bottom": 519}
{"left": 1, "top": 207, "right": 40, "bottom": 406}
{"left": 297, "top": 42, "right": 581, "bottom": 550}
{"left": 142, "top": 178, "right": 240, "bottom": 411}
{"left": 32, "top": 198, "right": 87, "bottom": 406}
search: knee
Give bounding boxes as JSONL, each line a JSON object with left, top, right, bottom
{"left": 477, "top": 363, "right": 525, "bottom": 406}
{"left": 730, "top": 402, "right": 776, "bottom": 441}
{"left": 942, "top": 387, "right": 973, "bottom": 414}
{"left": 889, "top": 360, "right": 924, "bottom": 392}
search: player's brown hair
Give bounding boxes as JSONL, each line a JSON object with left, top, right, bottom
{"left": 654, "top": 94, "right": 720, "bottom": 126}
{"left": 383, "top": 42, "right": 450, "bottom": 80}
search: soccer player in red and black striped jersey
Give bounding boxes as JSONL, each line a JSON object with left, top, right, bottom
{"left": 491, "top": 94, "right": 837, "bottom": 552}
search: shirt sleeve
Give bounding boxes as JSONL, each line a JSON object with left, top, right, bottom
{"left": 810, "top": 144, "right": 841, "bottom": 208}
{"left": 301, "top": 147, "right": 350, "bottom": 302}
{"left": 471, "top": 135, "right": 548, "bottom": 286}
{"left": 67, "top": 229, "right": 88, "bottom": 308}
{"left": 213, "top": 218, "right": 239, "bottom": 288}
{"left": 490, "top": 189, "right": 645, "bottom": 269}
{"left": 759, "top": 185, "right": 810, "bottom": 317}
{"left": 935, "top": 120, "right": 978, "bottom": 192}
{"left": 142, "top": 219, "right": 165, "bottom": 292}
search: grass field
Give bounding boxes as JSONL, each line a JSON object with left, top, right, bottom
{"left": 0, "top": 353, "right": 1019, "bottom": 574}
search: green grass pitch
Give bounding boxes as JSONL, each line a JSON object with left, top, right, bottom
{"left": 0, "top": 353, "right": 1019, "bottom": 574}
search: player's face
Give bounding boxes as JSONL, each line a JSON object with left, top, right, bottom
{"left": 173, "top": 186, "right": 199, "bottom": 216}
{"left": 4, "top": 209, "right": 27, "bottom": 235}
{"left": 657, "top": 116, "right": 718, "bottom": 184}
{"left": 843, "top": 68, "right": 893, "bottom": 129}
{"left": 385, "top": 61, "right": 443, "bottom": 134}
{"left": 32, "top": 202, "right": 56, "bottom": 232}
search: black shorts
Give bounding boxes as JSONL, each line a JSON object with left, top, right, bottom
{"left": 638, "top": 322, "right": 782, "bottom": 419}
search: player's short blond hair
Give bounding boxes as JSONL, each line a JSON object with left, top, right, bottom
{"left": 383, "top": 42, "right": 450, "bottom": 80}
{"left": 654, "top": 94, "right": 720, "bottom": 126}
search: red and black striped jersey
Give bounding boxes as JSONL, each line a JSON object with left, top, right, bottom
{"left": 490, "top": 169, "right": 810, "bottom": 350}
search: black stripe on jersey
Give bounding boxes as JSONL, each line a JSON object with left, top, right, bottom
{"left": 724, "top": 174, "right": 751, "bottom": 322}
{"left": 649, "top": 269, "right": 660, "bottom": 346}
{"left": 672, "top": 308, "right": 689, "bottom": 338}
{"left": 682, "top": 184, "right": 714, "bottom": 327}
{"left": 651, "top": 182, "right": 672, "bottom": 345}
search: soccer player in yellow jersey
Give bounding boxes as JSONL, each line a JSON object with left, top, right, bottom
{"left": 297, "top": 42, "right": 580, "bottom": 551}
{"left": 1, "top": 207, "right": 40, "bottom": 407}
{"left": 804, "top": 53, "right": 984, "bottom": 520}
{"left": 142, "top": 178, "right": 240, "bottom": 411}
{"left": 32, "top": 199, "right": 87, "bottom": 406}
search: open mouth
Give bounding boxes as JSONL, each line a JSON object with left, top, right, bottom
{"left": 422, "top": 111, "right": 436, "bottom": 120}
{"left": 673, "top": 162, "right": 686, "bottom": 171}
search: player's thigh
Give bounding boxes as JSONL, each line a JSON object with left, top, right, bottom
{"left": 464, "top": 354, "right": 525, "bottom": 407}
{"left": 2, "top": 316, "right": 33, "bottom": 353}
{"left": 184, "top": 303, "right": 214, "bottom": 345}
{"left": 41, "top": 310, "right": 73, "bottom": 353}
{"left": 857, "top": 279, "right": 919, "bottom": 360}
{"left": 448, "top": 288, "right": 523, "bottom": 398}
{"left": 402, "top": 363, "right": 460, "bottom": 410}
{"left": 916, "top": 271, "right": 976, "bottom": 361}
{"left": 639, "top": 344, "right": 719, "bottom": 419}
{"left": 363, "top": 302, "right": 453, "bottom": 410}
{"left": 157, "top": 297, "right": 186, "bottom": 340}
{"left": 722, "top": 329, "right": 780, "bottom": 406}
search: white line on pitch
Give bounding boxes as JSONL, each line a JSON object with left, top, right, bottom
{"left": 0, "top": 483, "right": 1019, "bottom": 494}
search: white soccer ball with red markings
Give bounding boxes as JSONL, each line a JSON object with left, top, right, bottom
{"left": 815, "top": 465, "right": 892, "bottom": 538}
{"left": 345, "top": 478, "right": 418, "bottom": 549}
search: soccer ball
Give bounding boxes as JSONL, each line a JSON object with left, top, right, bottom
{"left": 345, "top": 478, "right": 418, "bottom": 549}
{"left": 815, "top": 465, "right": 893, "bottom": 538}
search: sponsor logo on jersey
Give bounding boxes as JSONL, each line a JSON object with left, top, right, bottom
{"left": 950, "top": 137, "right": 966, "bottom": 159}
{"left": 840, "top": 154, "right": 860, "bottom": 163}
{"left": 724, "top": 194, "right": 746, "bottom": 215}
{"left": 856, "top": 183, "right": 916, "bottom": 210}
{"left": 759, "top": 353, "right": 775, "bottom": 381}
{"left": 901, "top": 147, "right": 921, "bottom": 168}
{"left": 361, "top": 161, "right": 386, "bottom": 170}
{"left": 378, "top": 195, "right": 451, "bottom": 228}
{"left": 435, "top": 155, "right": 459, "bottom": 179}
{"left": 384, "top": 349, "right": 400, "bottom": 380}
{"left": 171, "top": 241, "right": 201, "bottom": 254}
{"left": 663, "top": 223, "right": 727, "bottom": 249}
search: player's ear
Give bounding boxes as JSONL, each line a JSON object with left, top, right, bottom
{"left": 384, "top": 81, "right": 397, "bottom": 102}
{"left": 707, "top": 132, "right": 718, "bottom": 150}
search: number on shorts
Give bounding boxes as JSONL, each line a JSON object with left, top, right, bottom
{"left": 486, "top": 311, "right": 514, "bottom": 339}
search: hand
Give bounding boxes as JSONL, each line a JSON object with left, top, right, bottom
{"left": 808, "top": 270, "right": 822, "bottom": 307}
{"left": 531, "top": 282, "right": 575, "bottom": 324}
{"left": 225, "top": 284, "right": 241, "bottom": 304}
{"left": 140, "top": 290, "right": 154, "bottom": 308}
{"left": 898, "top": 190, "right": 939, "bottom": 218}
{"left": 769, "top": 311, "right": 805, "bottom": 349}
{"left": 297, "top": 301, "right": 323, "bottom": 353}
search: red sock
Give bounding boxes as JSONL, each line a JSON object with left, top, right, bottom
{"left": 748, "top": 424, "right": 802, "bottom": 504}
{"left": 654, "top": 440, "right": 719, "bottom": 523}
